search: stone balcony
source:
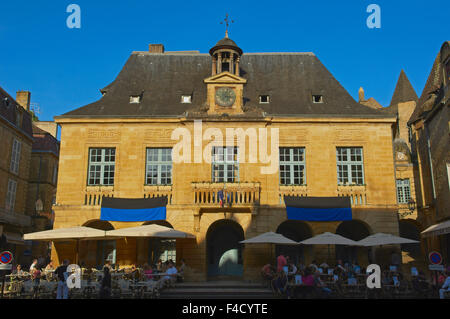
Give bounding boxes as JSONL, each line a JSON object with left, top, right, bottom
{"left": 191, "top": 182, "right": 260, "bottom": 208}
{"left": 337, "top": 184, "right": 367, "bottom": 206}
{"left": 83, "top": 185, "right": 173, "bottom": 206}
{"left": 278, "top": 185, "right": 308, "bottom": 204}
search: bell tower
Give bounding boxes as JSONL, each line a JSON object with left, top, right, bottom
{"left": 204, "top": 15, "right": 247, "bottom": 115}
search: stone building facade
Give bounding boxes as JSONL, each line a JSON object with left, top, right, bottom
{"left": 53, "top": 36, "right": 402, "bottom": 281}
{"left": 408, "top": 41, "right": 450, "bottom": 263}
{"left": 0, "top": 88, "right": 33, "bottom": 265}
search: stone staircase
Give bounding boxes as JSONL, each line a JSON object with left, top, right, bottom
{"left": 159, "top": 280, "right": 276, "bottom": 299}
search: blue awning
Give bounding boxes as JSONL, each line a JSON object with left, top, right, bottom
{"left": 100, "top": 197, "right": 167, "bottom": 222}
{"left": 284, "top": 196, "right": 352, "bottom": 221}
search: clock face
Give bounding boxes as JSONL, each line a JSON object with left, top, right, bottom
{"left": 215, "top": 87, "right": 236, "bottom": 107}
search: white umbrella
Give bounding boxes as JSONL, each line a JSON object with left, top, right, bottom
{"left": 105, "top": 224, "right": 195, "bottom": 239}
{"left": 23, "top": 226, "right": 107, "bottom": 241}
{"left": 299, "top": 232, "right": 358, "bottom": 246}
{"left": 299, "top": 232, "right": 358, "bottom": 262}
{"left": 357, "top": 233, "right": 419, "bottom": 247}
{"left": 24, "top": 226, "right": 109, "bottom": 264}
{"left": 239, "top": 232, "right": 299, "bottom": 245}
{"left": 421, "top": 220, "right": 450, "bottom": 238}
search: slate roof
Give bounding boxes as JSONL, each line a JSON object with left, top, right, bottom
{"left": 32, "top": 124, "right": 60, "bottom": 156}
{"left": 408, "top": 52, "right": 443, "bottom": 124}
{"left": 390, "top": 70, "right": 418, "bottom": 106}
{"left": 61, "top": 48, "right": 394, "bottom": 120}
{"left": 0, "top": 85, "right": 33, "bottom": 139}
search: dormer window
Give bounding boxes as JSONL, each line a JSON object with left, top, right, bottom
{"left": 259, "top": 95, "right": 270, "bottom": 104}
{"left": 130, "top": 95, "right": 141, "bottom": 104}
{"left": 312, "top": 95, "right": 323, "bottom": 103}
{"left": 181, "top": 95, "right": 192, "bottom": 103}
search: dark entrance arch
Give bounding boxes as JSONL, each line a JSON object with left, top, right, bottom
{"left": 143, "top": 220, "right": 176, "bottom": 265}
{"left": 398, "top": 220, "right": 421, "bottom": 260}
{"left": 276, "top": 220, "right": 312, "bottom": 265}
{"left": 336, "top": 220, "right": 371, "bottom": 264}
{"left": 206, "top": 219, "right": 244, "bottom": 277}
{"left": 81, "top": 220, "right": 115, "bottom": 268}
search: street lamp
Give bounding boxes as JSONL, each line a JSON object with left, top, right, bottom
{"left": 407, "top": 199, "right": 416, "bottom": 213}
{"left": 35, "top": 198, "right": 43, "bottom": 216}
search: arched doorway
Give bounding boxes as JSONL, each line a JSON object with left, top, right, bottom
{"left": 142, "top": 220, "right": 176, "bottom": 265}
{"left": 81, "top": 220, "right": 115, "bottom": 269}
{"left": 206, "top": 219, "right": 244, "bottom": 277}
{"left": 336, "top": 220, "right": 371, "bottom": 264}
{"left": 276, "top": 220, "right": 312, "bottom": 265}
{"left": 398, "top": 220, "right": 421, "bottom": 261}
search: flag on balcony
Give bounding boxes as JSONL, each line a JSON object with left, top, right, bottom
{"left": 284, "top": 196, "right": 352, "bottom": 221}
{"left": 218, "top": 190, "right": 224, "bottom": 207}
{"left": 100, "top": 196, "right": 167, "bottom": 222}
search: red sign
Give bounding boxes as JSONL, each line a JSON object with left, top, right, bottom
{"left": 429, "top": 251, "right": 442, "bottom": 265}
{"left": 0, "top": 251, "right": 13, "bottom": 265}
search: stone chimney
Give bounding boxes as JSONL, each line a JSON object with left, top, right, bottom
{"left": 358, "top": 87, "right": 365, "bottom": 102}
{"left": 16, "top": 90, "right": 31, "bottom": 111}
{"left": 149, "top": 44, "right": 165, "bottom": 53}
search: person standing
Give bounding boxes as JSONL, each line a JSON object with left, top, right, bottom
{"left": 99, "top": 266, "right": 112, "bottom": 299}
{"left": 55, "top": 260, "right": 69, "bottom": 299}
{"left": 277, "top": 254, "right": 287, "bottom": 273}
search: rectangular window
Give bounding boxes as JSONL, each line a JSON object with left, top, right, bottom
{"left": 10, "top": 139, "right": 21, "bottom": 174}
{"left": 130, "top": 96, "right": 141, "bottom": 103}
{"left": 87, "top": 148, "right": 116, "bottom": 186}
{"left": 337, "top": 147, "right": 364, "bottom": 185}
{"left": 181, "top": 95, "right": 192, "bottom": 103}
{"left": 396, "top": 179, "right": 411, "bottom": 204}
{"left": 5, "top": 179, "right": 17, "bottom": 212}
{"left": 259, "top": 95, "right": 270, "bottom": 104}
{"left": 146, "top": 148, "right": 172, "bottom": 185}
{"left": 312, "top": 95, "right": 323, "bottom": 103}
{"left": 212, "top": 146, "right": 239, "bottom": 183}
{"left": 279, "top": 147, "right": 306, "bottom": 185}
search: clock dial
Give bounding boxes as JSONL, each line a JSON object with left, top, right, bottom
{"left": 215, "top": 87, "right": 236, "bottom": 107}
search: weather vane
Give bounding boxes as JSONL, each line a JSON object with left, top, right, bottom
{"left": 220, "top": 13, "right": 234, "bottom": 38}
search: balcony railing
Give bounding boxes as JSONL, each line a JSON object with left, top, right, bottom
{"left": 337, "top": 185, "right": 367, "bottom": 206}
{"left": 192, "top": 182, "right": 260, "bottom": 206}
{"left": 279, "top": 185, "right": 308, "bottom": 204}
{"left": 83, "top": 185, "right": 173, "bottom": 206}
{"left": 0, "top": 208, "right": 32, "bottom": 227}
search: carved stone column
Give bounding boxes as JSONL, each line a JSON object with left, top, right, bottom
{"left": 217, "top": 52, "right": 222, "bottom": 74}
{"left": 212, "top": 56, "right": 217, "bottom": 75}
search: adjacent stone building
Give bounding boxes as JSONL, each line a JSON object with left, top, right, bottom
{"left": 25, "top": 122, "right": 60, "bottom": 260}
{"left": 53, "top": 35, "right": 402, "bottom": 281}
{"left": 0, "top": 88, "right": 33, "bottom": 265}
{"left": 408, "top": 41, "right": 450, "bottom": 263}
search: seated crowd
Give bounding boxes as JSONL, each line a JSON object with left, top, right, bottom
{"left": 262, "top": 254, "right": 450, "bottom": 299}
{"left": 7, "top": 257, "right": 188, "bottom": 299}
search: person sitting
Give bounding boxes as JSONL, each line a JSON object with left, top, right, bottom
{"left": 158, "top": 261, "right": 178, "bottom": 289}
{"left": 295, "top": 267, "right": 316, "bottom": 298}
{"left": 261, "top": 264, "right": 275, "bottom": 282}
{"left": 412, "top": 271, "right": 430, "bottom": 296}
{"left": 308, "top": 260, "right": 319, "bottom": 272}
{"left": 314, "top": 270, "right": 332, "bottom": 298}
{"left": 336, "top": 260, "right": 346, "bottom": 273}
{"left": 178, "top": 259, "right": 187, "bottom": 282}
{"left": 271, "top": 271, "right": 290, "bottom": 298}
{"left": 439, "top": 269, "right": 450, "bottom": 299}
{"left": 13, "top": 264, "right": 24, "bottom": 276}
{"left": 143, "top": 263, "right": 153, "bottom": 281}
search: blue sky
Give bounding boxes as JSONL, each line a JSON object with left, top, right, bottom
{"left": 0, "top": 0, "right": 448, "bottom": 121}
